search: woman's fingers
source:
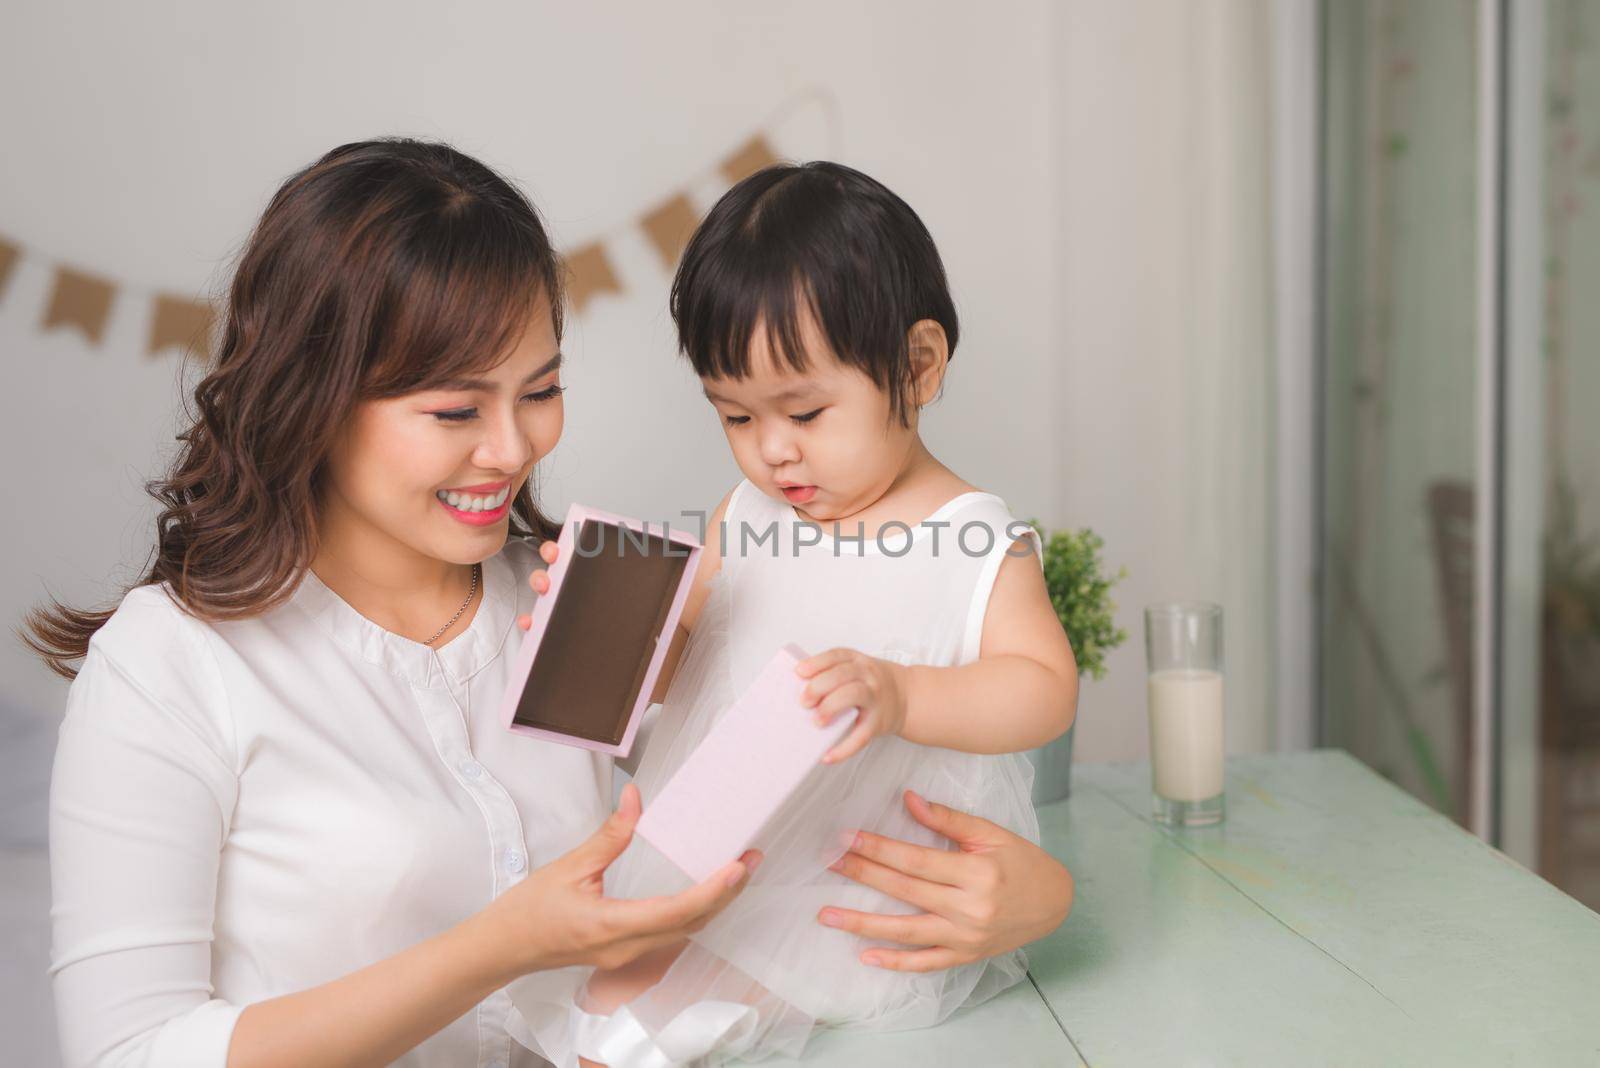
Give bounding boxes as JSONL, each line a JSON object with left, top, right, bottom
{"left": 858, "top": 946, "right": 974, "bottom": 972}
{"left": 525, "top": 540, "right": 559, "bottom": 598}
{"left": 902, "top": 789, "right": 1006, "bottom": 849}
{"left": 608, "top": 849, "right": 758, "bottom": 934}
{"left": 827, "top": 848, "right": 960, "bottom": 916}
{"left": 839, "top": 828, "right": 969, "bottom": 887}
{"left": 567, "top": 783, "right": 641, "bottom": 871}
{"left": 816, "top": 905, "right": 954, "bottom": 948}
{"left": 516, "top": 613, "right": 532, "bottom": 631}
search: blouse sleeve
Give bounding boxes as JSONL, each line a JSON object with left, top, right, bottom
{"left": 49, "top": 640, "right": 243, "bottom": 1067}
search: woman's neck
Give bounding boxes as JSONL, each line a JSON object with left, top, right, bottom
{"left": 311, "top": 500, "right": 481, "bottom": 647}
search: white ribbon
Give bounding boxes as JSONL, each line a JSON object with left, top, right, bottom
{"left": 579, "top": 1001, "right": 760, "bottom": 1067}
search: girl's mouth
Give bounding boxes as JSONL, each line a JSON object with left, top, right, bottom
{"left": 435, "top": 483, "right": 512, "bottom": 526}
{"left": 780, "top": 484, "right": 817, "bottom": 504}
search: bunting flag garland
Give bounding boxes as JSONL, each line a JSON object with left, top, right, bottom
{"left": 562, "top": 131, "right": 789, "bottom": 306}
{"left": 2, "top": 95, "right": 838, "bottom": 359}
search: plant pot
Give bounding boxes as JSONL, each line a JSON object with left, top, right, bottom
{"left": 1026, "top": 724, "right": 1075, "bottom": 805}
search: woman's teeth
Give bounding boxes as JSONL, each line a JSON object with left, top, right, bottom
{"left": 436, "top": 486, "right": 510, "bottom": 512}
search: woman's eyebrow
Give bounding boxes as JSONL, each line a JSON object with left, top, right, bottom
{"left": 435, "top": 353, "right": 563, "bottom": 392}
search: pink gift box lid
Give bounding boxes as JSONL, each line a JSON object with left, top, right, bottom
{"left": 499, "top": 503, "right": 701, "bottom": 757}
{"left": 635, "top": 644, "right": 858, "bottom": 883}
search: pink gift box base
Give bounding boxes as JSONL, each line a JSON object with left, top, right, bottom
{"left": 635, "top": 644, "right": 858, "bottom": 883}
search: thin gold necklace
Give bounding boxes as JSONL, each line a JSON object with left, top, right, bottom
{"left": 423, "top": 563, "right": 480, "bottom": 646}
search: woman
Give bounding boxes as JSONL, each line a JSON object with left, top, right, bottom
{"left": 28, "top": 139, "right": 1073, "bottom": 1068}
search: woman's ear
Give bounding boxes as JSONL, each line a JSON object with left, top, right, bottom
{"left": 906, "top": 319, "right": 950, "bottom": 409}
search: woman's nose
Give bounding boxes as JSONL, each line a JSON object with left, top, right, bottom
{"left": 473, "top": 410, "right": 533, "bottom": 473}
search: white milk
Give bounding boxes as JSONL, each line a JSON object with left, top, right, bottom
{"left": 1147, "top": 669, "right": 1225, "bottom": 801}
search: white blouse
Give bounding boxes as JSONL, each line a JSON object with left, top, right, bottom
{"left": 49, "top": 537, "right": 632, "bottom": 1068}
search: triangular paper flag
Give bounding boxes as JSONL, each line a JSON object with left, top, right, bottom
{"left": 566, "top": 243, "right": 621, "bottom": 313}
{"left": 720, "top": 135, "right": 780, "bottom": 185}
{"left": 0, "top": 237, "right": 18, "bottom": 304}
{"left": 42, "top": 266, "right": 115, "bottom": 344}
{"left": 148, "top": 294, "right": 216, "bottom": 359}
{"left": 641, "top": 194, "right": 700, "bottom": 269}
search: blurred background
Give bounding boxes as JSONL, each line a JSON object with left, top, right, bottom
{"left": 2, "top": 1, "right": 1596, "bottom": 1063}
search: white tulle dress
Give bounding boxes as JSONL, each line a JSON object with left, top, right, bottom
{"left": 506, "top": 480, "right": 1043, "bottom": 1066}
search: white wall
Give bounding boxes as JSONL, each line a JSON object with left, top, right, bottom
{"left": 1053, "top": 0, "right": 1278, "bottom": 760}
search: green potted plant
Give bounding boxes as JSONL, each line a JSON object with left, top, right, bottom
{"left": 1026, "top": 524, "right": 1127, "bottom": 804}
{"left": 1544, "top": 481, "right": 1600, "bottom": 722}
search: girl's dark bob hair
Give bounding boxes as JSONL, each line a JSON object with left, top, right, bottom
{"left": 669, "top": 161, "right": 959, "bottom": 424}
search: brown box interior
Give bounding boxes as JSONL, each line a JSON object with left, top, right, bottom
{"left": 511, "top": 520, "right": 692, "bottom": 744}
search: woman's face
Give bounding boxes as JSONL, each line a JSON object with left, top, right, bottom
{"left": 323, "top": 294, "right": 565, "bottom": 567}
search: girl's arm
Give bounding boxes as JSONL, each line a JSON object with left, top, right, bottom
{"left": 798, "top": 539, "right": 1078, "bottom": 760}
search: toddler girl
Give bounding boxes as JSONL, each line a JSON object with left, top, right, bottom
{"left": 509, "top": 161, "right": 1078, "bottom": 1066}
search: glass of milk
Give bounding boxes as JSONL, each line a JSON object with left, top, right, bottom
{"left": 1145, "top": 602, "right": 1225, "bottom": 826}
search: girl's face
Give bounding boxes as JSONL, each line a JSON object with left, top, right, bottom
{"left": 323, "top": 294, "right": 565, "bottom": 567}
{"left": 701, "top": 311, "right": 920, "bottom": 524}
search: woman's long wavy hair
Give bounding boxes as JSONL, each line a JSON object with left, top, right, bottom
{"left": 23, "top": 138, "right": 565, "bottom": 680}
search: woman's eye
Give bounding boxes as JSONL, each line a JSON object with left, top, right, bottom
{"left": 791, "top": 408, "right": 824, "bottom": 424}
{"left": 432, "top": 385, "right": 564, "bottom": 424}
{"left": 724, "top": 414, "right": 750, "bottom": 427}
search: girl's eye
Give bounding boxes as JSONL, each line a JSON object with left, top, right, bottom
{"left": 724, "top": 414, "right": 750, "bottom": 427}
{"left": 791, "top": 408, "right": 824, "bottom": 424}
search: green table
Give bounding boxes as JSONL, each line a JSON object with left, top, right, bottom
{"left": 771, "top": 750, "right": 1600, "bottom": 1066}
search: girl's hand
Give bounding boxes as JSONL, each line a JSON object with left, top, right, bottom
{"left": 515, "top": 539, "right": 560, "bottom": 630}
{"left": 816, "top": 789, "right": 1072, "bottom": 972}
{"left": 480, "top": 783, "right": 760, "bottom": 977}
{"left": 795, "top": 648, "right": 910, "bottom": 764}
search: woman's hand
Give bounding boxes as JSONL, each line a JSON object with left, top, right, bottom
{"left": 515, "top": 539, "right": 561, "bottom": 630}
{"left": 817, "top": 789, "right": 1072, "bottom": 971}
{"left": 479, "top": 782, "right": 759, "bottom": 977}
{"left": 795, "top": 648, "right": 911, "bottom": 764}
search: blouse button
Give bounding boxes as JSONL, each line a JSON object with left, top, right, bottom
{"left": 504, "top": 850, "right": 527, "bottom": 874}
{"left": 459, "top": 759, "right": 484, "bottom": 780}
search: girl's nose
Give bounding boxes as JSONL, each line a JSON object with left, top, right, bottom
{"left": 757, "top": 423, "right": 801, "bottom": 467}
{"left": 473, "top": 410, "right": 533, "bottom": 473}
